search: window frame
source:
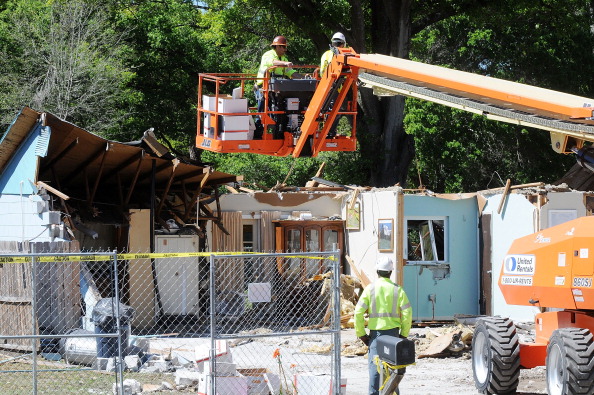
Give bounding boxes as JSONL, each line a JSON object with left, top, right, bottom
{"left": 404, "top": 216, "right": 448, "bottom": 265}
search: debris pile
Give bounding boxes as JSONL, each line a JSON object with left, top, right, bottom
{"left": 414, "top": 325, "right": 474, "bottom": 358}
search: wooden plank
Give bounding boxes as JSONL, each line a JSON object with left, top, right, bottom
{"left": 305, "top": 162, "right": 326, "bottom": 187}
{"left": 36, "top": 181, "right": 70, "bottom": 200}
{"left": 345, "top": 255, "right": 371, "bottom": 288}
{"left": 0, "top": 296, "right": 31, "bottom": 303}
{"left": 497, "top": 179, "right": 512, "bottom": 214}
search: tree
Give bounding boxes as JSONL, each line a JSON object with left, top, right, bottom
{"left": 214, "top": 0, "right": 505, "bottom": 187}
{"left": 0, "top": 0, "right": 130, "bottom": 133}
{"left": 108, "top": 0, "right": 256, "bottom": 144}
{"left": 214, "top": 0, "right": 594, "bottom": 191}
{"left": 406, "top": 0, "right": 594, "bottom": 191}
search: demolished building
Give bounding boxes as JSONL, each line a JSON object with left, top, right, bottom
{"left": 0, "top": 107, "right": 239, "bottom": 339}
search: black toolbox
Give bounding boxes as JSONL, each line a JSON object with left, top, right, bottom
{"left": 376, "top": 335, "right": 415, "bottom": 366}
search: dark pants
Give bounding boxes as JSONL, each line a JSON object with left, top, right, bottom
{"left": 254, "top": 87, "right": 265, "bottom": 139}
{"left": 369, "top": 328, "right": 403, "bottom": 395}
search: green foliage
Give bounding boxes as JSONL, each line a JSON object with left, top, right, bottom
{"left": 202, "top": 149, "right": 370, "bottom": 189}
{"left": 0, "top": 0, "right": 130, "bottom": 133}
{"left": 405, "top": 100, "right": 575, "bottom": 193}
{"left": 107, "top": 0, "right": 223, "bottom": 143}
{"left": 406, "top": 0, "right": 593, "bottom": 192}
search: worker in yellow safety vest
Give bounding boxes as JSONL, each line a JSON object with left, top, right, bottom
{"left": 320, "top": 32, "right": 346, "bottom": 76}
{"left": 354, "top": 256, "right": 413, "bottom": 395}
{"left": 254, "top": 35, "right": 302, "bottom": 136}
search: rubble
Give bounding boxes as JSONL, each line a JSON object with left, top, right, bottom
{"left": 112, "top": 378, "right": 142, "bottom": 395}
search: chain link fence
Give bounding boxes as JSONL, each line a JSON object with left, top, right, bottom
{"left": 0, "top": 247, "right": 342, "bottom": 394}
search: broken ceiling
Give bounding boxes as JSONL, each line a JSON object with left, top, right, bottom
{"left": 0, "top": 107, "right": 239, "bottom": 227}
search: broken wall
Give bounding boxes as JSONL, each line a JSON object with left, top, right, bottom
{"left": 403, "top": 194, "right": 479, "bottom": 321}
{"left": 344, "top": 190, "right": 480, "bottom": 321}
{"left": 483, "top": 190, "right": 590, "bottom": 322}
{"left": 208, "top": 192, "right": 343, "bottom": 252}
{"left": 483, "top": 193, "right": 541, "bottom": 321}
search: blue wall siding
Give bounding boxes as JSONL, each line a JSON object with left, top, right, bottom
{"left": 402, "top": 195, "right": 479, "bottom": 320}
{"left": 0, "top": 122, "right": 45, "bottom": 195}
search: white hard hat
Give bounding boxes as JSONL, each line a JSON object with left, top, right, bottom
{"left": 376, "top": 256, "right": 393, "bottom": 272}
{"left": 331, "top": 32, "right": 346, "bottom": 43}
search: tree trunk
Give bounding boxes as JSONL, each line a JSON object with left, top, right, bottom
{"left": 356, "top": 0, "right": 415, "bottom": 187}
{"left": 271, "top": 0, "right": 416, "bottom": 187}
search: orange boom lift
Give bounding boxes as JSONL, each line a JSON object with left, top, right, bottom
{"left": 197, "top": 47, "right": 594, "bottom": 159}
{"left": 473, "top": 217, "right": 594, "bottom": 394}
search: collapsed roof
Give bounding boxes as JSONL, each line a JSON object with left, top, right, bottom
{"left": 0, "top": 107, "right": 239, "bottom": 229}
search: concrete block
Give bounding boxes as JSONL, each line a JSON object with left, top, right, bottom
{"left": 105, "top": 357, "right": 119, "bottom": 372}
{"left": 113, "top": 378, "right": 142, "bottom": 395}
{"left": 94, "top": 357, "right": 109, "bottom": 371}
{"left": 197, "top": 374, "right": 248, "bottom": 395}
{"left": 175, "top": 370, "right": 203, "bottom": 386}
{"left": 204, "top": 361, "right": 237, "bottom": 376}
{"left": 124, "top": 355, "right": 140, "bottom": 371}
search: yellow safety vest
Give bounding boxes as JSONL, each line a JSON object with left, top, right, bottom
{"left": 320, "top": 49, "right": 333, "bottom": 76}
{"left": 256, "top": 49, "right": 295, "bottom": 85}
{"left": 354, "top": 277, "right": 412, "bottom": 337}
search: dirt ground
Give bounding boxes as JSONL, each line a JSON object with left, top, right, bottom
{"left": 340, "top": 327, "right": 548, "bottom": 395}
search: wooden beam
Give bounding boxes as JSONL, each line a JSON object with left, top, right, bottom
{"left": 280, "top": 186, "right": 347, "bottom": 192}
{"left": 183, "top": 172, "right": 211, "bottom": 222}
{"left": 486, "top": 182, "right": 545, "bottom": 192}
{"left": 225, "top": 185, "right": 239, "bottom": 194}
{"left": 498, "top": 179, "right": 512, "bottom": 215}
{"left": 36, "top": 181, "right": 69, "bottom": 201}
{"left": 349, "top": 188, "right": 360, "bottom": 210}
{"left": 89, "top": 144, "right": 110, "bottom": 206}
{"left": 163, "top": 199, "right": 190, "bottom": 227}
{"left": 395, "top": 187, "right": 404, "bottom": 286}
{"left": 346, "top": 255, "right": 370, "bottom": 288}
{"left": 199, "top": 200, "right": 229, "bottom": 235}
{"left": 50, "top": 167, "right": 76, "bottom": 231}
{"left": 156, "top": 159, "right": 179, "bottom": 218}
{"left": 305, "top": 162, "right": 326, "bottom": 187}
{"left": 125, "top": 152, "right": 144, "bottom": 207}
{"left": 63, "top": 143, "right": 109, "bottom": 186}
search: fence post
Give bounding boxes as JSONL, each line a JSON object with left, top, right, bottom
{"left": 31, "top": 245, "right": 38, "bottom": 395}
{"left": 209, "top": 254, "right": 216, "bottom": 395}
{"left": 112, "top": 250, "right": 124, "bottom": 395}
{"left": 332, "top": 248, "right": 342, "bottom": 395}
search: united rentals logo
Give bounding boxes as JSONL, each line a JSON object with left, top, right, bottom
{"left": 504, "top": 255, "right": 536, "bottom": 275}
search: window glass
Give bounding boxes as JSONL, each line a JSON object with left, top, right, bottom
{"left": 406, "top": 218, "right": 446, "bottom": 263}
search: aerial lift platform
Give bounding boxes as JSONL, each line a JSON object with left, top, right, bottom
{"left": 197, "top": 48, "right": 594, "bottom": 161}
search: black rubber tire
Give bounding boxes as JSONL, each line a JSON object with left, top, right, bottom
{"left": 546, "top": 328, "right": 594, "bottom": 395}
{"left": 472, "top": 317, "right": 520, "bottom": 394}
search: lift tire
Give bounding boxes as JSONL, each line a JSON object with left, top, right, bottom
{"left": 546, "top": 328, "right": 594, "bottom": 395}
{"left": 472, "top": 317, "right": 520, "bottom": 394}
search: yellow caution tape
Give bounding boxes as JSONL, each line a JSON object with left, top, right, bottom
{"left": 0, "top": 251, "right": 337, "bottom": 263}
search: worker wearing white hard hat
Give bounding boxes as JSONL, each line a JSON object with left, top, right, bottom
{"left": 354, "top": 256, "right": 413, "bottom": 395}
{"left": 320, "top": 32, "right": 347, "bottom": 75}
